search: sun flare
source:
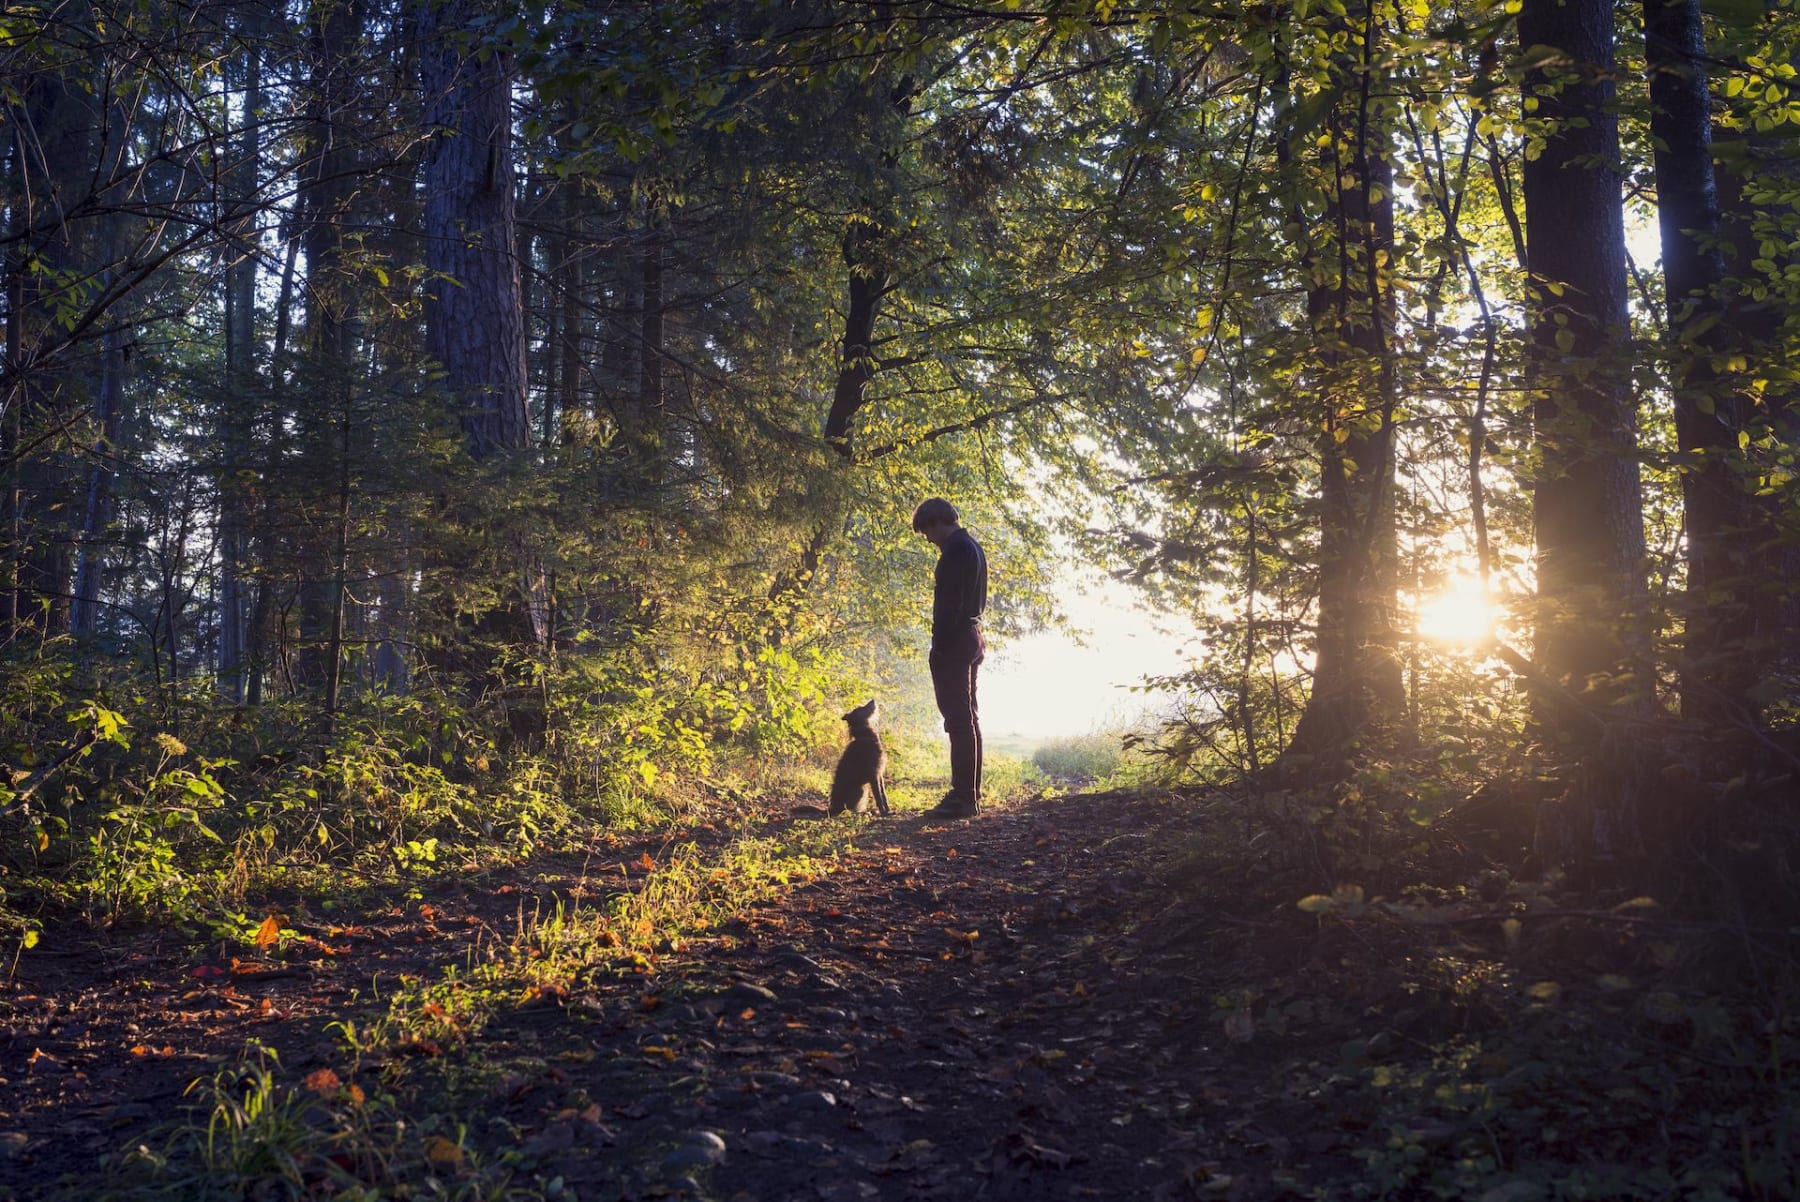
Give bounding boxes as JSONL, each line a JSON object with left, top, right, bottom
{"left": 1416, "top": 576, "right": 1501, "bottom": 647}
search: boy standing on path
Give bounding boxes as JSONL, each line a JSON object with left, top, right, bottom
{"left": 912, "top": 498, "right": 987, "bottom": 818}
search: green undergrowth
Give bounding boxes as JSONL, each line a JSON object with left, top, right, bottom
{"left": 1156, "top": 776, "right": 1800, "bottom": 1201}
{"left": 98, "top": 809, "right": 866, "bottom": 1201}
{"left": 0, "top": 641, "right": 892, "bottom": 943}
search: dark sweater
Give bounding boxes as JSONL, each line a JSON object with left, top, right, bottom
{"left": 932, "top": 527, "right": 987, "bottom": 649}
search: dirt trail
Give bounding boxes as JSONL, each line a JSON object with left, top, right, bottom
{"left": 3, "top": 792, "right": 1303, "bottom": 1200}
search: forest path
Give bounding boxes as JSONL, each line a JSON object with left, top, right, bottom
{"left": 4, "top": 790, "right": 1308, "bottom": 1200}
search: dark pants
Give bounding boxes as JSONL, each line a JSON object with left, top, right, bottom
{"left": 930, "top": 624, "right": 985, "bottom": 803}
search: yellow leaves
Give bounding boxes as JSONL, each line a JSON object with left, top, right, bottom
{"left": 943, "top": 927, "right": 980, "bottom": 946}
{"left": 642, "top": 1044, "right": 678, "bottom": 1062}
{"left": 423, "top": 1135, "right": 465, "bottom": 1169}
{"left": 1298, "top": 884, "right": 1365, "bottom": 916}
{"left": 254, "top": 914, "right": 285, "bottom": 949}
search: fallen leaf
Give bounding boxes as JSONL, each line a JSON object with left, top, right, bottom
{"left": 423, "top": 1135, "right": 465, "bottom": 1168}
{"left": 303, "top": 1068, "right": 342, "bottom": 1096}
{"left": 254, "top": 915, "right": 283, "bottom": 949}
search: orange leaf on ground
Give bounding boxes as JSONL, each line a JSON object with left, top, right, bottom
{"left": 254, "top": 915, "right": 283, "bottom": 948}
{"left": 303, "top": 1068, "right": 342, "bottom": 1096}
{"left": 635, "top": 853, "right": 656, "bottom": 872}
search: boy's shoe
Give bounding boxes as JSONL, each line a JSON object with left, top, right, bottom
{"left": 926, "top": 791, "right": 978, "bottom": 818}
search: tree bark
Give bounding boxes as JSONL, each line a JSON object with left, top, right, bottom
{"left": 218, "top": 29, "right": 264, "bottom": 697}
{"left": 419, "top": 0, "right": 530, "bottom": 460}
{"left": 294, "top": 0, "right": 363, "bottom": 694}
{"left": 1519, "top": 0, "right": 1648, "bottom": 710}
{"left": 4, "top": 66, "right": 93, "bottom": 641}
{"left": 1644, "top": 0, "right": 1754, "bottom": 723}
{"left": 1282, "top": 0, "right": 1402, "bottom": 764}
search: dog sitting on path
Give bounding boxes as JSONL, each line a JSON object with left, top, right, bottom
{"left": 794, "top": 700, "right": 890, "bottom": 818}
{"left": 829, "top": 700, "right": 889, "bottom": 816}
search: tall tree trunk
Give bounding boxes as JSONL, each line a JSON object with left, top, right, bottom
{"left": 419, "top": 0, "right": 529, "bottom": 460}
{"left": 294, "top": 0, "right": 363, "bottom": 694}
{"left": 246, "top": 228, "right": 303, "bottom": 706}
{"left": 1520, "top": 0, "right": 1653, "bottom": 869}
{"left": 1519, "top": 0, "right": 1647, "bottom": 710}
{"left": 1282, "top": 0, "right": 1401, "bottom": 764}
{"left": 1712, "top": 38, "right": 1800, "bottom": 716}
{"left": 553, "top": 222, "right": 583, "bottom": 450}
{"left": 70, "top": 89, "right": 134, "bottom": 640}
{"left": 627, "top": 231, "right": 666, "bottom": 482}
{"left": 219, "top": 30, "right": 264, "bottom": 698}
{"left": 4, "top": 67, "right": 93, "bottom": 641}
{"left": 70, "top": 308, "right": 122, "bottom": 638}
{"left": 1644, "top": 0, "right": 1752, "bottom": 724}
{"left": 418, "top": 0, "right": 541, "bottom": 696}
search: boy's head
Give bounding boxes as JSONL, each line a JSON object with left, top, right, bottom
{"left": 911, "top": 497, "right": 960, "bottom": 541}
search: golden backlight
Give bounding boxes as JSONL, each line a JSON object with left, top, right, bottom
{"left": 1416, "top": 575, "right": 1501, "bottom": 648}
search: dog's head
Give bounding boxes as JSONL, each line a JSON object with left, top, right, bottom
{"left": 843, "top": 699, "right": 878, "bottom": 728}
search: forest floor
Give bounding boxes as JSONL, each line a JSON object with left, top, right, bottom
{"left": 2, "top": 786, "right": 1794, "bottom": 1201}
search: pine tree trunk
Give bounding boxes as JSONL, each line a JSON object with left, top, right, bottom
{"left": 419, "top": 0, "right": 529, "bottom": 460}
{"left": 294, "top": 0, "right": 362, "bottom": 694}
{"left": 4, "top": 70, "right": 93, "bottom": 641}
{"left": 218, "top": 32, "right": 263, "bottom": 698}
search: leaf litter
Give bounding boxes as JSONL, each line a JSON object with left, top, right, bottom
{"left": 5, "top": 788, "right": 1791, "bottom": 1200}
